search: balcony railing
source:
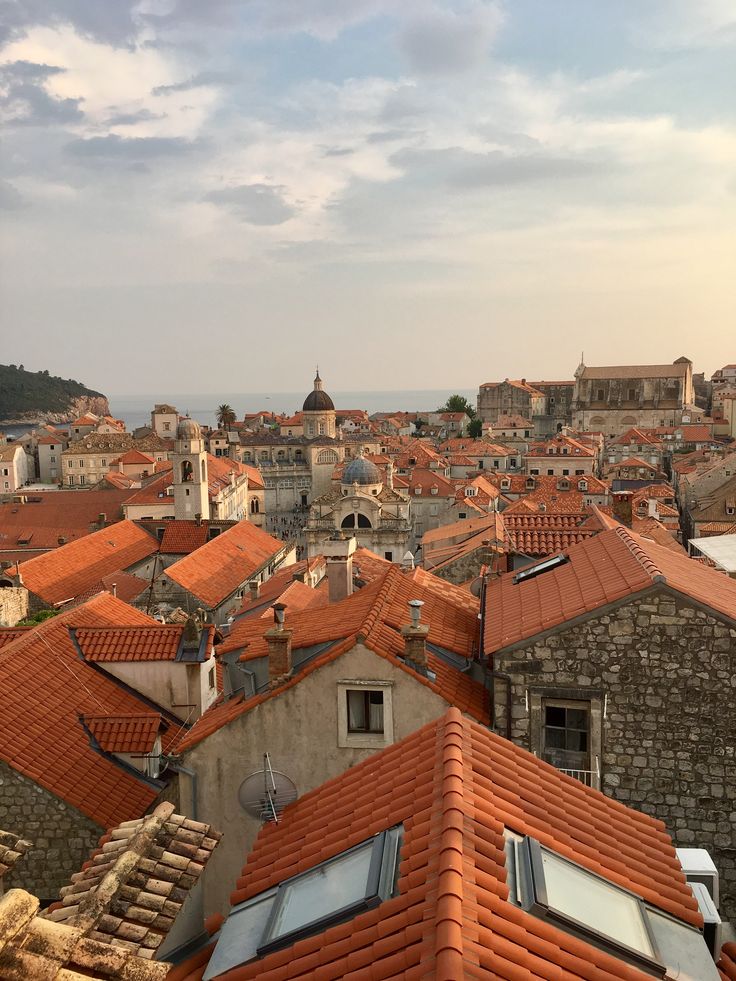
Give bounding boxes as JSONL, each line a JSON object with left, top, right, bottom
{"left": 559, "top": 756, "right": 600, "bottom": 789}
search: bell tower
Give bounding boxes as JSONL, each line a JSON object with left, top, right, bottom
{"left": 173, "top": 417, "right": 210, "bottom": 521}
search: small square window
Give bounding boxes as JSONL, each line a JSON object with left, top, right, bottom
{"left": 347, "top": 690, "right": 384, "bottom": 734}
{"left": 208, "top": 666, "right": 216, "bottom": 689}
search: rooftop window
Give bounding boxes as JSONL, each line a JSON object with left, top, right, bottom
{"left": 513, "top": 554, "right": 567, "bottom": 584}
{"left": 203, "top": 826, "right": 403, "bottom": 979}
{"left": 504, "top": 833, "right": 718, "bottom": 979}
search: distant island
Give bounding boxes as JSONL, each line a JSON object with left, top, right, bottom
{"left": 0, "top": 363, "right": 110, "bottom": 424}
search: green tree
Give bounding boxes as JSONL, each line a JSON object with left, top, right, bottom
{"left": 467, "top": 418, "right": 483, "bottom": 438}
{"left": 438, "top": 394, "right": 476, "bottom": 418}
{"left": 217, "top": 403, "right": 237, "bottom": 428}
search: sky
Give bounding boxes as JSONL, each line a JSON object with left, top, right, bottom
{"left": 1, "top": 0, "right": 735, "bottom": 396}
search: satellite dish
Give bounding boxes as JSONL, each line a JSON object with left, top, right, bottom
{"left": 469, "top": 576, "right": 483, "bottom": 598}
{"left": 238, "top": 753, "right": 297, "bottom": 823}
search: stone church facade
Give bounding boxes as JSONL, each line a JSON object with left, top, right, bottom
{"left": 572, "top": 357, "right": 694, "bottom": 435}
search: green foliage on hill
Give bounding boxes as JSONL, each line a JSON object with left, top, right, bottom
{"left": 0, "top": 363, "right": 105, "bottom": 418}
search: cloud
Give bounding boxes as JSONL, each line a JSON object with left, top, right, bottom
{"left": 65, "top": 133, "right": 195, "bottom": 160}
{"left": 398, "top": 2, "right": 503, "bottom": 75}
{"left": 151, "top": 70, "right": 236, "bottom": 96}
{"left": 392, "top": 146, "right": 610, "bottom": 190}
{"left": 0, "top": 178, "right": 26, "bottom": 209}
{"left": 204, "top": 183, "right": 295, "bottom": 225}
{"left": 0, "top": 0, "right": 142, "bottom": 47}
{"left": 0, "top": 59, "right": 84, "bottom": 125}
{"left": 105, "top": 107, "right": 165, "bottom": 125}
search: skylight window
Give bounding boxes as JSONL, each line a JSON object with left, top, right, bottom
{"left": 504, "top": 833, "right": 719, "bottom": 979}
{"left": 203, "top": 826, "right": 403, "bottom": 979}
{"left": 513, "top": 554, "right": 567, "bottom": 584}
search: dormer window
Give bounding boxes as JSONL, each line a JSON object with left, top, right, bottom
{"left": 204, "top": 826, "right": 403, "bottom": 976}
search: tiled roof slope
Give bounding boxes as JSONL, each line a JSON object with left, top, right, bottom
{"left": 169, "top": 708, "right": 699, "bottom": 981}
{"left": 179, "top": 568, "right": 486, "bottom": 751}
{"left": 0, "top": 488, "right": 132, "bottom": 554}
{"left": 74, "top": 623, "right": 215, "bottom": 662}
{"left": 82, "top": 714, "right": 163, "bottom": 754}
{"left": 160, "top": 520, "right": 212, "bottom": 554}
{"left": 0, "top": 594, "right": 179, "bottom": 827}
{"left": 720, "top": 943, "right": 736, "bottom": 980}
{"left": 165, "top": 520, "right": 286, "bottom": 607}
{"left": 0, "top": 829, "right": 32, "bottom": 882}
{"left": 44, "top": 802, "right": 221, "bottom": 960}
{"left": 484, "top": 524, "right": 736, "bottom": 654}
{"left": 0, "top": 888, "right": 169, "bottom": 980}
{"left": 0, "top": 626, "right": 32, "bottom": 649}
{"left": 17, "top": 519, "right": 158, "bottom": 605}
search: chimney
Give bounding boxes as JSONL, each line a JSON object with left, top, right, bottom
{"left": 648, "top": 498, "right": 658, "bottom": 518}
{"left": 249, "top": 579, "right": 260, "bottom": 601}
{"left": 266, "top": 604, "right": 293, "bottom": 688}
{"left": 182, "top": 613, "right": 201, "bottom": 651}
{"left": 401, "top": 599, "right": 429, "bottom": 672}
{"left": 195, "top": 513, "right": 203, "bottom": 527}
{"left": 111, "top": 582, "right": 117, "bottom": 598}
{"left": 386, "top": 460, "right": 394, "bottom": 490}
{"left": 322, "top": 533, "right": 357, "bottom": 602}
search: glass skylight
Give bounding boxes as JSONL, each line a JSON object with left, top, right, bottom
{"left": 203, "top": 825, "right": 403, "bottom": 979}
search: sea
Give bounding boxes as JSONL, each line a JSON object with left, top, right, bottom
{"left": 0, "top": 389, "right": 477, "bottom": 439}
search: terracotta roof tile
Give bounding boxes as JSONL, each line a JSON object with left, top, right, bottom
{"left": 171, "top": 708, "right": 700, "bottom": 981}
{"left": 43, "top": 801, "right": 221, "bottom": 960}
{"left": 82, "top": 713, "right": 163, "bottom": 753}
{"left": 0, "top": 829, "right": 33, "bottom": 882}
{"left": 484, "top": 524, "right": 736, "bottom": 653}
{"left": 0, "top": 489, "right": 133, "bottom": 555}
{"left": 164, "top": 521, "right": 288, "bottom": 607}
{"left": 0, "top": 595, "right": 179, "bottom": 827}
{"left": 0, "top": 626, "right": 33, "bottom": 649}
{"left": 17, "top": 520, "right": 158, "bottom": 605}
{"left": 75, "top": 623, "right": 215, "bottom": 662}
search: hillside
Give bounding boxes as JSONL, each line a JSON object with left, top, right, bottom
{"left": 0, "top": 364, "right": 109, "bottom": 422}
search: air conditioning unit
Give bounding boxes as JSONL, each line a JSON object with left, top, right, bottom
{"left": 676, "top": 847, "right": 719, "bottom": 907}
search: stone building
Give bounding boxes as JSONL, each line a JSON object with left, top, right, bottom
{"left": 305, "top": 450, "right": 413, "bottom": 561}
{"left": 238, "top": 373, "right": 382, "bottom": 511}
{"left": 477, "top": 379, "right": 574, "bottom": 434}
{"left": 0, "top": 443, "right": 28, "bottom": 494}
{"left": 572, "top": 357, "right": 695, "bottom": 435}
{"left": 60, "top": 431, "right": 171, "bottom": 487}
{"left": 482, "top": 524, "right": 736, "bottom": 919}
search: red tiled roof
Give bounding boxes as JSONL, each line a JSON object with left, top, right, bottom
{"left": 74, "top": 623, "right": 214, "bottom": 662}
{"left": 484, "top": 525, "right": 736, "bottom": 654}
{"left": 232, "top": 558, "right": 326, "bottom": 619}
{"left": 0, "top": 626, "right": 33, "bottom": 649}
{"left": 73, "top": 569, "right": 150, "bottom": 606}
{"left": 720, "top": 942, "right": 736, "bottom": 979}
{"left": 240, "top": 463, "right": 265, "bottom": 490}
{"left": 170, "top": 708, "right": 699, "bottom": 981}
{"left": 82, "top": 713, "right": 163, "bottom": 754}
{"left": 0, "top": 595, "right": 180, "bottom": 827}
{"left": 164, "top": 520, "right": 286, "bottom": 607}
{"left": 123, "top": 454, "right": 248, "bottom": 507}
{"left": 113, "top": 449, "right": 155, "bottom": 466}
{"left": 179, "top": 568, "right": 486, "bottom": 751}
{"left": 17, "top": 520, "right": 158, "bottom": 605}
{"left": 159, "top": 520, "right": 214, "bottom": 554}
{"left": 0, "top": 489, "right": 132, "bottom": 555}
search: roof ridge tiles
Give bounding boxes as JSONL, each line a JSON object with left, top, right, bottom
{"left": 612, "top": 525, "right": 665, "bottom": 584}
{"left": 355, "top": 567, "right": 400, "bottom": 645}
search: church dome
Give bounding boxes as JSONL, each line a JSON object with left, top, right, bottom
{"left": 303, "top": 370, "right": 335, "bottom": 412}
{"left": 343, "top": 453, "right": 381, "bottom": 486}
{"left": 177, "top": 416, "right": 201, "bottom": 440}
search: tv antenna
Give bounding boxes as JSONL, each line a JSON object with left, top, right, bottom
{"left": 238, "top": 753, "right": 297, "bottom": 823}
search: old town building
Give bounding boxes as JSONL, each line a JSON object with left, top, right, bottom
{"left": 572, "top": 357, "right": 695, "bottom": 435}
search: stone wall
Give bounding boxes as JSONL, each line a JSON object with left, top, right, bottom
{"left": 0, "top": 759, "right": 102, "bottom": 904}
{"left": 0, "top": 587, "right": 28, "bottom": 626}
{"left": 491, "top": 589, "right": 736, "bottom": 921}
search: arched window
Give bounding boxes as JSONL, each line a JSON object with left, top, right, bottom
{"left": 317, "top": 449, "right": 338, "bottom": 465}
{"left": 181, "top": 460, "right": 193, "bottom": 482}
{"left": 201, "top": 458, "right": 206, "bottom": 481}
{"left": 319, "top": 422, "right": 325, "bottom": 435}
{"left": 250, "top": 498, "right": 260, "bottom": 514}
{"left": 341, "top": 513, "right": 372, "bottom": 529}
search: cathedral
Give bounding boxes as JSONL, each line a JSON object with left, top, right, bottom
{"left": 305, "top": 449, "right": 413, "bottom": 562}
{"left": 238, "top": 372, "right": 382, "bottom": 511}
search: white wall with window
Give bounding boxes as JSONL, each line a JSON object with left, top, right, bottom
{"left": 337, "top": 679, "right": 394, "bottom": 749}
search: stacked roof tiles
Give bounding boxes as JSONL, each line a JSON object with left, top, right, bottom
{"left": 169, "top": 708, "right": 701, "bottom": 981}
{"left": 0, "top": 829, "right": 32, "bottom": 883}
{"left": 43, "top": 802, "right": 221, "bottom": 961}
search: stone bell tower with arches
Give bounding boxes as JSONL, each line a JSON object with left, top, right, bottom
{"left": 173, "top": 416, "right": 210, "bottom": 521}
